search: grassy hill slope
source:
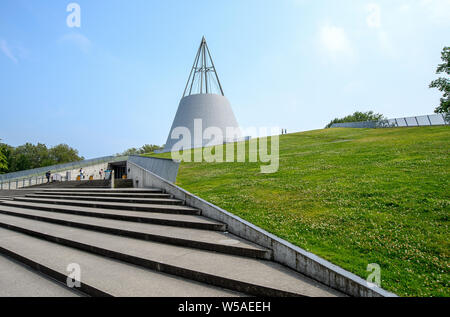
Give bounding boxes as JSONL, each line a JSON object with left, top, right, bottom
{"left": 150, "top": 126, "right": 449, "bottom": 297}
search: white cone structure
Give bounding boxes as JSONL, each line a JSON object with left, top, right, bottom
{"left": 162, "top": 37, "right": 241, "bottom": 153}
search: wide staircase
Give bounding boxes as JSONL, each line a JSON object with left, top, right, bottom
{"left": 0, "top": 188, "right": 344, "bottom": 297}
{"left": 25, "top": 179, "right": 133, "bottom": 189}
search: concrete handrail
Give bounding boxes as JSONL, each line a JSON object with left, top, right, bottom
{"left": 127, "top": 155, "right": 180, "bottom": 183}
{"left": 127, "top": 160, "right": 397, "bottom": 297}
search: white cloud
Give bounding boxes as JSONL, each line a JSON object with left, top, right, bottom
{"left": 59, "top": 32, "right": 92, "bottom": 54}
{"left": 319, "top": 25, "right": 354, "bottom": 59}
{"left": 364, "top": 4, "right": 397, "bottom": 57}
{"left": 377, "top": 30, "right": 396, "bottom": 57}
{"left": 366, "top": 3, "right": 381, "bottom": 28}
{"left": 398, "top": 3, "right": 411, "bottom": 12}
{"left": 0, "top": 39, "right": 18, "bottom": 63}
{"left": 419, "top": 0, "right": 450, "bottom": 24}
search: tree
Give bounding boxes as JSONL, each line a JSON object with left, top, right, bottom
{"left": 0, "top": 152, "right": 7, "bottom": 173}
{"left": 0, "top": 140, "right": 8, "bottom": 174}
{"left": 325, "top": 111, "right": 386, "bottom": 128}
{"left": 120, "top": 144, "right": 163, "bottom": 156}
{"left": 430, "top": 47, "right": 450, "bottom": 119}
{"left": 0, "top": 142, "right": 13, "bottom": 174}
{"left": 121, "top": 147, "right": 141, "bottom": 156}
{"left": 8, "top": 143, "right": 49, "bottom": 172}
{"left": 140, "top": 144, "right": 163, "bottom": 154}
{"left": 1, "top": 142, "right": 84, "bottom": 173}
{"left": 49, "top": 144, "right": 84, "bottom": 164}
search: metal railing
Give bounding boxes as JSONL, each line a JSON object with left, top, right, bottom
{"left": 0, "top": 155, "right": 128, "bottom": 189}
{"left": 331, "top": 113, "right": 449, "bottom": 129}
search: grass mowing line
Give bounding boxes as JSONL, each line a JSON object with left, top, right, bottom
{"left": 147, "top": 126, "right": 449, "bottom": 297}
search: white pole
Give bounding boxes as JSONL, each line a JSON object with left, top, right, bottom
{"left": 111, "top": 170, "right": 115, "bottom": 189}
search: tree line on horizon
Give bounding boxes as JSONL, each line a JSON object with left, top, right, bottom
{"left": 118, "top": 144, "right": 163, "bottom": 156}
{"left": 0, "top": 141, "right": 84, "bottom": 175}
{"left": 325, "top": 111, "right": 386, "bottom": 129}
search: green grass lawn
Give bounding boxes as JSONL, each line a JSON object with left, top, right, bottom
{"left": 148, "top": 126, "right": 449, "bottom": 297}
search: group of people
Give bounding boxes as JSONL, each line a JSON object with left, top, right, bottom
{"left": 99, "top": 168, "right": 112, "bottom": 180}
{"left": 44, "top": 168, "right": 109, "bottom": 183}
{"left": 78, "top": 168, "right": 110, "bottom": 180}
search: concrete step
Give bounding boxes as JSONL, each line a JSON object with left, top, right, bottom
{"left": 25, "top": 194, "right": 184, "bottom": 205}
{"left": 0, "top": 206, "right": 269, "bottom": 259}
{"left": 33, "top": 188, "right": 163, "bottom": 193}
{"left": 0, "top": 227, "right": 244, "bottom": 297}
{"left": 11, "top": 197, "right": 200, "bottom": 215}
{"left": 0, "top": 200, "right": 225, "bottom": 231}
{"left": 0, "top": 254, "right": 82, "bottom": 297}
{"left": 0, "top": 214, "right": 343, "bottom": 297}
{"left": 113, "top": 179, "right": 134, "bottom": 189}
{"left": 31, "top": 180, "right": 111, "bottom": 189}
{"left": 33, "top": 191, "right": 172, "bottom": 199}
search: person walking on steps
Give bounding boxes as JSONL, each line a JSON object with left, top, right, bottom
{"left": 45, "top": 171, "right": 51, "bottom": 183}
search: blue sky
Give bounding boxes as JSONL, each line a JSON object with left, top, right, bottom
{"left": 1, "top": 0, "right": 449, "bottom": 158}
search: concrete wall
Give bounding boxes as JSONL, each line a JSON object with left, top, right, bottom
{"left": 0, "top": 156, "right": 122, "bottom": 182}
{"left": 0, "top": 178, "right": 46, "bottom": 190}
{"left": 1, "top": 156, "right": 177, "bottom": 190}
{"left": 0, "top": 162, "right": 109, "bottom": 190}
{"left": 64, "top": 162, "right": 109, "bottom": 181}
{"left": 163, "top": 94, "right": 241, "bottom": 152}
{"left": 127, "top": 156, "right": 179, "bottom": 184}
{"left": 127, "top": 160, "right": 397, "bottom": 298}
{"left": 0, "top": 155, "right": 128, "bottom": 190}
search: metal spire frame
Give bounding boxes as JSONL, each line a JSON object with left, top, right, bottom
{"left": 182, "top": 37, "right": 225, "bottom": 98}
